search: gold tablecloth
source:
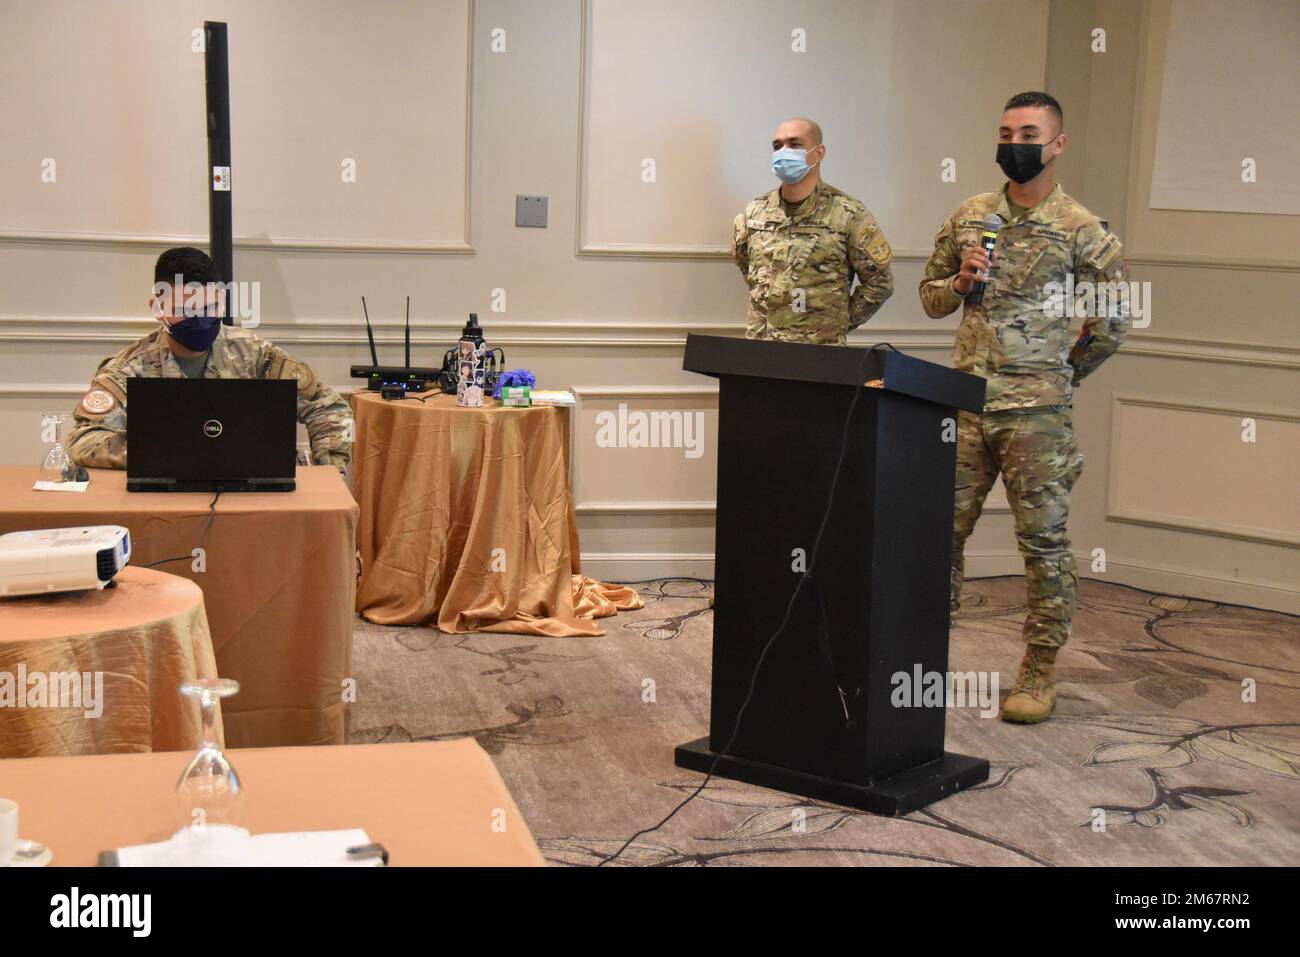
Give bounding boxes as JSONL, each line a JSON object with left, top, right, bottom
{"left": 0, "top": 466, "right": 357, "bottom": 749}
{"left": 0, "top": 739, "right": 545, "bottom": 866}
{"left": 351, "top": 391, "right": 641, "bottom": 634}
{"left": 0, "top": 566, "right": 218, "bottom": 757}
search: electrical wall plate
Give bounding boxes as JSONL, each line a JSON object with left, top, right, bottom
{"left": 515, "top": 194, "right": 548, "bottom": 228}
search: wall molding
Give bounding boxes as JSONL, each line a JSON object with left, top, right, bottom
{"left": 579, "top": 551, "right": 716, "bottom": 582}
{"left": 575, "top": 243, "right": 934, "bottom": 262}
{"left": 576, "top": 501, "right": 717, "bottom": 514}
{"left": 1126, "top": 252, "right": 1300, "bottom": 273}
{"left": 0, "top": 1, "right": 477, "bottom": 256}
{"left": 576, "top": 547, "right": 1300, "bottom": 615}
{"left": 1118, "top": 332, "right": 1300, "bottom": 370}
{"left": 1107, "top": 394, "right": 1300, "bottom": 549}
{"left": 569, "top": 384, "right": 719, "bottom": 399}
{"left": 2, "top": 315, "right": 1296, "bottom": 367}
{"left": 0, "top": 384, "right": 85, "bottom": 400}
{"left": 0, "top": 231, "right": 475, "bottom": 255}
{"left": 1077, "top": 554, "right": 1300, "bottom": 617}
{"left": 576, "top": 497, "right": 1012, "bottom": 516}
{"left": 0, "top": 383, "right": 353, "bottom": 400}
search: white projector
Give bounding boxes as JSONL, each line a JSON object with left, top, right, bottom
{"left": 0, "top": 525, "right": 131, "bottom": 598}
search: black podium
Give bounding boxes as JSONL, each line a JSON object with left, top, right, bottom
{"left": 675, "top": 334, "right": 990, "bottom": 815}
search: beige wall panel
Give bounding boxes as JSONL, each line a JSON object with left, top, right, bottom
{"left": 580, "top": 0, "right": 1048, "bottom": 255}
{"left": 1068, "top": 352, "right": 1300, "bottom": 614}
{"left": 569, "top": 387, "right": 719, "bottom": 510}
{"left": 1126, "top": 0, "right": 1300, "bottom": 266}
{"left": 0, "top": 0, "right": 471, "bottom": 249}
{"left": 1108, "top": 397, "right": 1299, "bottom": 547}
{"left": 1148, "top": 0, "right": 1300, "bottom": 216}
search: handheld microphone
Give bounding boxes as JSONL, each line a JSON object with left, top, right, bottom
{"left": 968, "top": 213, "right": 1002, "bottom": 306}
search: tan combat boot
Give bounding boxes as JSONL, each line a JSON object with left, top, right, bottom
{"left": 1001, "top": 645, "right": 1058, "bottom": 723}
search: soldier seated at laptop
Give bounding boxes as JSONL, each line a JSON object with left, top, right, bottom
{"left": 68, "top": 247, "right": 352, "bottom": 473}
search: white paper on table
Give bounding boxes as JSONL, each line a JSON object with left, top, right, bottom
{"left": 32, "top": 481, "right": 89, "bottom": 493}
{"left": 114, "top": 826, "right": 381, "bottom": 867}
{"left": 529, "top": 390, "right": 576, "bottom": 407}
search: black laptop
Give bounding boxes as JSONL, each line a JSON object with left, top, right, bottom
{"left": 126, "top": 379, "right": 298, "bottom": 492}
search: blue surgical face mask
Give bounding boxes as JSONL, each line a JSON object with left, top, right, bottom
{"left": 772, "top": 147, "right": 812, "bottom": 185}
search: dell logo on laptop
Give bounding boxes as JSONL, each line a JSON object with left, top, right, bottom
{"left": 202, "top": 419, "right": 224, "bottom": 438}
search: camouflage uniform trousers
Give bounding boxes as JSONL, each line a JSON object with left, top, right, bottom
{"left": 950, "top": 407, "right": 1084, "bottom": 649}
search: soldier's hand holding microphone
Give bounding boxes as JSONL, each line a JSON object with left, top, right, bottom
{"left": 952, "top": 245, "right": 995, "bottom": 296}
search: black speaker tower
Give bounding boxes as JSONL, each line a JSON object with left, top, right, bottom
{"left": 204, "top": 21, "right": 234, "bottom": 323}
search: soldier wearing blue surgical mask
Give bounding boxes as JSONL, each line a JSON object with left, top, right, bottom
{"left": 732, "top": 117, "right": 894, "bottom": 345}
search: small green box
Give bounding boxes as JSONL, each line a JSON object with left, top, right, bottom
{"left": 500, "top": 386, "right": 532, "bottom": 407}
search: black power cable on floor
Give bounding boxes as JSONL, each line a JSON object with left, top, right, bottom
{"left": 141, "top": 491, "right": 222, "bottom": 569}
{"left": 598, "top": 347, "right": 887, "bottom": 866}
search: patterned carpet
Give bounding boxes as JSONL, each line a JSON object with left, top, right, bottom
{"left": 350, "top": 576, "right": 1300, "bottom": 866}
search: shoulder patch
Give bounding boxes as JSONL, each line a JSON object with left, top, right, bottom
{"left": 279, "top": 356, "right": 319, "bottom": 391}
{"left": 1085, "top": 233, "right": 1123, "bottom": 272}
{"left": 80, "top": 389, "right": 116, "bottom": 415}
{"left": 865, "top": 232, "right": 891, "bottom": 266}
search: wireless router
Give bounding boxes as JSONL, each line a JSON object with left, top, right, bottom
{"left": 350, "top": 296, "right": 439, "bottom": 391}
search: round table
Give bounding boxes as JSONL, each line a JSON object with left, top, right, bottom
{"left": 350, "top": 391, "right": 641, "bottom": 634}
{"left": 0, "top": 565, "right": 219, "bottom": 757}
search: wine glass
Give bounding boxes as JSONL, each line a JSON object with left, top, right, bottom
{"left": 175, "top": 679, "right": 243, "bottom": 836}
{"left": 38, "top": 413, "right": 71, "bottom": 483}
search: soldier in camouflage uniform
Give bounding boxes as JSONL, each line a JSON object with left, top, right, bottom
{"left": 68, "top": 247, "right": 352, "bottom": 473}
{"left": 733, "top": 117, "right": 893, "bottom": 344}
{"left": 919, "top": 93, "right": 1128, "bottom": 723}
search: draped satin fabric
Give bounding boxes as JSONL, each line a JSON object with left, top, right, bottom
{"left": 0, "top": 566, "right": 219, "bottom": 757}
{"left": 0, "top": 466, "right": 358, "bottom": 749}
{"left": 352, "top": 392, "right": 642, "bottom": 635}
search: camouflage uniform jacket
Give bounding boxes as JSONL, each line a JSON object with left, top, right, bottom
{"left": 67, "top": 325, "right": 353, "bottom": 471}
{"left": 919, "top": 183, "right": 1128, "bottom": 411}
{"left": 733, "top": 180, "right": 894, "bottom": 345}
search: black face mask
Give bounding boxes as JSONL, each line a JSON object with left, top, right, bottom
{"left": 996, "top": 142, "right": 1050, "bottom": 184}
{"left": 163, "top": 314, "right": 222, "bottom": 353}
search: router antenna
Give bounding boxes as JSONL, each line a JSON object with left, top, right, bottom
{"left": 362, "top": 296, "right": 379, "bottom": 366}
{"left": 404, "top": 295, "right": 411, "bottom": 369}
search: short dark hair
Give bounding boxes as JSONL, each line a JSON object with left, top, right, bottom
{"left": 1004, "top": 91, "right": 1063, "bottom": 131}
{"left": 154, "top": 246, "right": 221, "bottom": 286}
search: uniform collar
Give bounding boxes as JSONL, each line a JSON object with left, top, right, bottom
{"left": 997, "top": 182, "right": 1064, "bottom": 225}
{"left": 146, "top": 323, "right": 223, "bottom": 376}
{"left": 765, "top": 179, "right": 827, "bottom": 223}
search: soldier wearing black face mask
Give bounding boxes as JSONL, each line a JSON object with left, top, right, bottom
{"left": 918, "top": 91, "right": 1129, "bottom": 724}
{"left": 68, "top": 247, "right": 353, "bottom": 473}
